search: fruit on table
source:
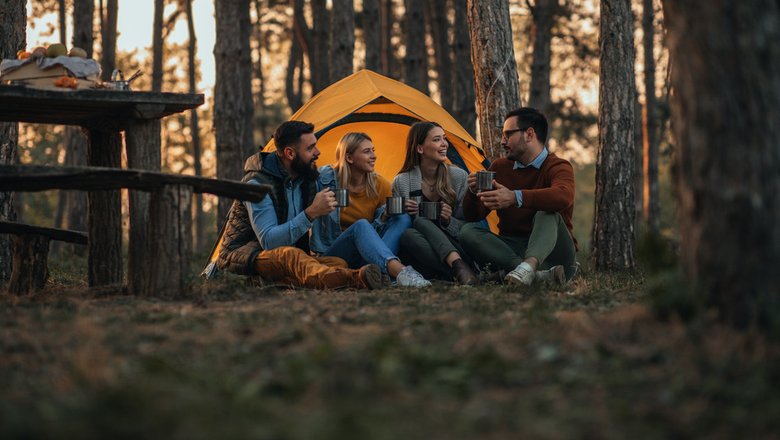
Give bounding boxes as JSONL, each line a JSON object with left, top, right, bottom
{"left": 46, "top": 43, "right": 67, "bottom": 58}
{"left": 68, "top": 47, "right": 87, "bottom": 58}
{"left": 31, "top": 46, "right": 47, "bottom": 58}
{"left": 54, "top": 76, "right": 79, "bottom": 89}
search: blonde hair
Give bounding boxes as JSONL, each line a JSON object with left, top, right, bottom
{"left": 334, "top": 132, "right": 379, "bottom": 199}
{"left": 399, "top": 121, "right": 457, "bottom": 207}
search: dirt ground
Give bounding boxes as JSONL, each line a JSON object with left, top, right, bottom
{"left": 2, "top": 267, "right": 779, "bottom": 439}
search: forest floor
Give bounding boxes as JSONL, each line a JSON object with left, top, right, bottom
{"left": 2, "top": 253, "right": 779, "bottom": 439}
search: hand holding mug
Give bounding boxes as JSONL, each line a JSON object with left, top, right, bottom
{"left": 467, "top": 172, "right": 478, "bottom": 193}
{"left": 305, "top": 188, "right": 337, "bottom": 219}
{"left": 477, "top": 181, "right": 517, "bottom": 211}
{"left": 439, "top": 202, "right": 452, "bottom": 225}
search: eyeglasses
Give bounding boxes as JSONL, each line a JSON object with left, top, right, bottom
{"left": 501, "top": 127, "right": 530, "bottom": 140}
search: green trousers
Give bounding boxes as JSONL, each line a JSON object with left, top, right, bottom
{"left": 399, "top": 216, "right": 468, "bottom": 280}
{"left": 458, "top": 212, "right": 577, "bottom": 280}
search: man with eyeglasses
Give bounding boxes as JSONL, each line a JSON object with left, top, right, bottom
{"left": 459, "top": 107, "right": 578, "bottom": 286}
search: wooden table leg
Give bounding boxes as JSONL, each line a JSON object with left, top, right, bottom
{"left": 142, "top": 184, "right": 192, "bottom": 298}
{"left": 86, "top": 128, "right": 123, "bottom": 286}
{"left": 125, "top": 119, "right": 161, "bottom": 295}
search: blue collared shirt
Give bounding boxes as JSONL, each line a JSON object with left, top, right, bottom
{"left": 244, "top": 178, "right": 313, "bottom": 250}
{"left": 512, "top": 148, "right": 548, "bottom": 207}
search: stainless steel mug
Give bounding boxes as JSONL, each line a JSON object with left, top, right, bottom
{"left": 386, "top": 196, "right": 405, "bottom": 215}
{"left": 476, "top": 170, "right": 496, "bottom": 191}
{"left": 334, "top": 188, "right": 349, "bottom": 207}
{"left": 408, "top": 195, "right": 423, "bottom": 206}
{"left": 419, "top": 201, "right": 440, "bottom": 220}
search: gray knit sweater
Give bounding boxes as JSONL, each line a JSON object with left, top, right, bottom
{"left": 391, "top": 164, "right": 469, "bottom": 236}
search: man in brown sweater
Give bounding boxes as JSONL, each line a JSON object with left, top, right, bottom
{"left": 459, "top": 107, "right": 577, "bottom": 285}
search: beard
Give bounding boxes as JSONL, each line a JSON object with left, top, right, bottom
{"left": 292, "top": 154, "right": 319, "bottom": 181}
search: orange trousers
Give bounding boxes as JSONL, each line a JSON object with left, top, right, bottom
{"left": 252, "top": 246, "right": 361, "bottom": 289}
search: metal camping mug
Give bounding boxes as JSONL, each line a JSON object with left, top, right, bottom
{"left": 476, "top": 170, "right": 496, "bottom": 191}
{"left": 334, "top": 188, "right": 349, "bottom": 207}
{"left": 408, "top": 195, "right": 423, "bottom": 206}
{"left": 386, "top": 196, "right": 405, "bottom": 215}
{"left": 419, "top": 201, "right": 441, "bottom": 220}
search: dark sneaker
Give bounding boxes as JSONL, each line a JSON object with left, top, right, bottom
{"left": 358, "top": 264, "right": 384, "bottom": 290}
{"left": 451, "top": 259, "right": 478, "bottom": 285}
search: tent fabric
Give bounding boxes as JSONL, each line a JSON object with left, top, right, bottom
{"left": 262, "top": 69, "right": 489, "bottom": 179}
{"left": 205, "top": 70, "right": 499, "bottom": 276}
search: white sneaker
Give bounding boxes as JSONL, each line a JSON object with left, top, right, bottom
{"left": 504, "top": 262, "right": 535, "bottom": 286}
{"left": 396, "top": 266, "right": 432, "bottom": 288}
{"left": 535, "top": 265, "right": 566, "bottom": 285}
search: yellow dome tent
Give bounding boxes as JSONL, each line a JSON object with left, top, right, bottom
{"left": 204, "top": 70, "right": 498, "bottom": 278}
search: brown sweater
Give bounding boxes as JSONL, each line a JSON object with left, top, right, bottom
{"left": 463, "top": 152, "right": 577, "bottom": 248}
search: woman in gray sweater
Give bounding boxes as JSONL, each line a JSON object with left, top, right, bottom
{"left": 391, "top": 121, "right": 478, "bottom": 285}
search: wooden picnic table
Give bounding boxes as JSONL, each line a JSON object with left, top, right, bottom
{"left": 0, "top": 85, "right": 204, "bottom": 291}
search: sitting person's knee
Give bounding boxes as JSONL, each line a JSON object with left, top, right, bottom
{"left": 458, "top": 222, "right": 481, "bottom": 242}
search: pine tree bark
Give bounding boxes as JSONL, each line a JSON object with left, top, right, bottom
{"left": 467, "top": 0, "right": 521, "bottom": 162}
{"left": 58, "top": 0, "right": 67, "bottom": 45}
{"left": 0, "top": 0, "right": 27, "bottom": 282}
{"left": 425, "top": 0, "right": 452, "bottom": 111}
{"left": 402, "top": 0, "right": 428, "bottom": 94}
{"left": 330, "top": 0, "right": 355, "bottom": 82}
{"left": 362, "top": 0, "right": 380, "bottom": 71}
{"left": 642, "top": 0, "right": 659, "bottom": 234}
{"left": 663, "top": 0, "right": 780, "bottom": 328}
{"left": 591, "top": 0, "right": 636, "bottom": 270}
{"left": 528, "top": 0, "right": 555, "bottom": 115}
{"left": 100, "top": 0, "right": 118, "bottom": 81}
{"left": 452, "top": 0, "right": 475, "bottom": 136}
{"left": 252, "top": 0, "right": 268, "bottom": 140}
{"left": 311, "top": 0, "right": 331, "bottom": 93}
{"left": 152, "top": 0, "right": 164, "bottom": 92}
{"left": 186, "top": 0, "right": 204, "bottom": 252}
{"left": 286, "top": 17, "right": 304, "bottom": 113}
{"left": 214, "top": 0, "right": 254, "bottom": 223}
{"left": 379, "top": 0, "right": 396, "bottom": 77}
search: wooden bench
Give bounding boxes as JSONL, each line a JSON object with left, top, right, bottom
{"left": 0, "top": 164, "right": 270, "bottom": 298}
{"left": 0, "top": 221, "right": 88, "bottom": 294}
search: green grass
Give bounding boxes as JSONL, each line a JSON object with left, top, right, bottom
{"left": 2, "top": 265, "right": 779, "bottom": 439}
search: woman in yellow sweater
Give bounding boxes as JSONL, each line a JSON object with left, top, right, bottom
{"left": 310, "top": 132, "right": 429, "bottom": 287}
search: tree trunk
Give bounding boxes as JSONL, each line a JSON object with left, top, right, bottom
{"left": 591, "top": 0, "right": 636, "bottom": 270}
{"left": 379, "top": 0, "right": 396, "bottom": 77}
{"left": 311, "top": 0, "right": 331, "bottom": 93}
{"left": 186, "top": 0, "right": 204, "bottom": 252}
{"left": 663, "top": 0, "right": 780, "bottom": 329}
{"left": 72, "top": 0, "right": 95, "bottom": 57}
{"left": 8, "top": 235, "right": 49, "bottom": 294}
{"left": 87, "top": 129, "right": 123, "bottom": 286}
{"left": 642, "top": 0, "right": 659, "bottom": 234}
{"left": 452, "top": 0, "right": 475, "bottom": 136}
{"left": 152, "top": 0, "right": 164, "bottom": 92}
{"left": 284, "top": 16, "right": 304, "bottom": 113}
{"left": 100, "top": 0, "right": 118, "bottom": 82}
{"left": 0, "top": 0, "right": 26, "bottom": 282}
{"left": 362, "top": 0, "right": 380, "bottom": 71}
{"left": 402, "top": 0, "right": 428, "bottom": 94}
{"left": 467, "top": 0, "right": 521, "bottom": 162}
{"left": 239, "top": 0, "right": 255, "bottom": 158}
{"left": 330, "top": 0, "right": 355, "bottom": 82}
{"left": 214, "top": 0, "right": 254, "bottom": 223}
{"left": 60, "top": 0, "right": 93, "bottom": 255}
{"left": 528, "top": 0, "right": 555, "bottom": 115}
{"left": 425, "top": 0, "right": 452, "bottom": 111}
{"left": 252, "top": 0, "right": 268, "bottom": 141}
{"left": 58, "top": 0, "right": 67, "bottom": 45}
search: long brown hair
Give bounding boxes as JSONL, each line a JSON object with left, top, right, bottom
{"left": 334, "top": 132, "right": 379, "bottom": 199}
{"left": 399, "top": 121, "right": 457, "bottom": 206}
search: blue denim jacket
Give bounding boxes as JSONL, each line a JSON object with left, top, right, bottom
{"left": 309, "top": 165, "right": 388, "bottom": 255}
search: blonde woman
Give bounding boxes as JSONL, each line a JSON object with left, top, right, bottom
{"left": 311, "top": 132, "right": 430, "bottom": 287}
{"left": 392, "top": 122, "right": 477, "bottom": 285}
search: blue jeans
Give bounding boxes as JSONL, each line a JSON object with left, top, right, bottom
{"left": 378, "top": 213, "right": 412, "bottom": 254}
{"left": 324, "top": 219, "right": 399, "bottom": 273}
